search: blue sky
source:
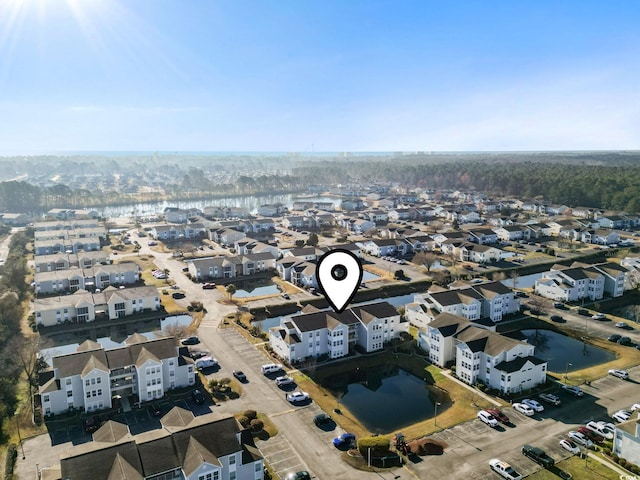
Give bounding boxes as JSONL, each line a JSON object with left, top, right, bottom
{"left": 0, "top": 0, "right": 639, "bottom": 153}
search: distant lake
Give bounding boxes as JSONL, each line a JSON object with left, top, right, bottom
{"left": 100, "top": 194, "right": 345, "bottom": 218}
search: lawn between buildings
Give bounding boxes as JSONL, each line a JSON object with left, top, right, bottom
{"left": 526, "top": 455, "right": 620, "bottom": 480}
{"left": 291, "top": 351, "right": 497, "bottom": 441}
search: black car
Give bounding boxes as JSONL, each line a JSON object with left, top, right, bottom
{"left": 577, "top": 308, "right": 590, "bottom": 316}
{"left": 148, "top": 403, "right": 162, "bottom": 417}
{"left": 618, "top": 336, "right": 632, "bottom": 346}
{"left": 181, "top": 336, "right": 200, "bottom": 345}
{"left": 550, "top": 315, "right": 564, "bottom": 322}
{"left": 190, "top": 350, "right": 209, "bottom": 359}
{"left": 608, "top": 334, "right": 622, "bottom": 342}
{"left": 522, "top": 444, "right": 555, "bottom": 468}
{"left": 191, "top": 389, "right": 206, "bottom": 405}
{"left": 233, "top": 370, "right": 247, "bottom": 382}
{"left": 285, "top": 472, "right": 311, "bottom": 480}
{"left": 83, "top": 415, "right": 103, "bottom": 433}
{"left": 172, "top": 292, "right": 186, "bottom": 299}
{"left": 313, "top": 413, "right": 333, "bottom": 426}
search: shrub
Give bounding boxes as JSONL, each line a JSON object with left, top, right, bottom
{"left": 612, "top": 453, "right": 619, "bottom": 462}
{"left": 238, "top": 415, "right": 250, "bottom": 428}
{"left": 357, "top": 436, "right": 390, "bottom": 457}
{"left": 619, "top": 458, "right": 627, "bottom": 468}
{"left": 603, "top": 446, "right": 611, "bottom": 456}
{"left": 250, "top": 419, "right": 264, "bottom": 432}
{"left": 244, "top": 410, "right": 257, "bottom": 421}
{"left": 5, "top": 443, "right": 17, "bottom": 478}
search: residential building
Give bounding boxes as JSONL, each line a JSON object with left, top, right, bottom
{"left": 418, "top": 313, "right": 547, "bottom": 394}
{"left": 187, "top": 253, "right": 276, "bottom": 281}
{"left": 38, "top": 335, "right": 195, "bottom": 416}
{"left": 34, "top": 251, "right": 110, "bottom": 273}
{"left": 467, "top": 229, "right": 498, "bottom": 245}
{"left": 34, "top": 262, "right": 140, "bottom": 295}
{"left": 534, "top": 265, "right": 604, "bottom": 302}
{"left": 270, "top": 302, "right": 407, "bottom": 362}
{"left": 613, "top": 416, "right": 640, "bottom": 467}
{"left": 53, "top": 410, "right": 264, "bottom": 480}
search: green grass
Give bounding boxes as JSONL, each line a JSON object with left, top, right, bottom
{"left": 526, "top": 455, "right": 620, "bottom": 480}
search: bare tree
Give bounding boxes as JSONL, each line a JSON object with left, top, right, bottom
{"left": 413, "top": 252, "right": 438, "bottom": 272}
{"left": 528, "top": 295, "right": 546, "bottom": 317}
{"left": 508, "top": 269, "right": 520, "bottom": 289}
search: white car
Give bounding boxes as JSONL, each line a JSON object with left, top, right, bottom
{"left": 559, "top": 438, "right": 580, "bottom": 455}
{"left": 631, "top": 403, "right": 640, "bottom": 411}
{"left": 488, "top": 459, "right": 522, "bottom": 480}
{"left": 286, "top": 391, "right": 310, "bottom": 404}
{"left": 562, "top": 385, "right": 584, "bottom": 397}
{"left": 275, "top": 376, "right": 295, "bottom": 387}
{"left": 585, "top": 421, "right": 614, "bottom": 440}
{"left": 513, "top": 403, "right": 535, "bottom": 416}
{"left": 538, "top": 393, "right": 561, "bottom": 406}
{"left": 608, "top": 369, "right": 630, "bottom": 380}
{"left": 597, "top": 421, "right": 617, "bottom": 437}
{"left": 477, "top": 410, "right": 499, "bottom": 427}
{"left": 568, "top": 431, "right": 593, "bottom": 448}
{"left": 522, "top": 399, "right": 544, "bottom": 412}
{"left": 612, "top": 410, "right": 632, "bottom": 422}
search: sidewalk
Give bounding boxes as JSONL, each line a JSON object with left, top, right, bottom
{"left": 440, "top": 369, "right": 503, "bottom": 407}
{"left": 587, "top": 451, "right": 630, "bottom": 477}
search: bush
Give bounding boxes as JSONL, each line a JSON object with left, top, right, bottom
{"left": 250, "top": 419, "right": 264, "bottom": 432}
{"left": 5, "top": 443, "right": 17, "bottom": 478}
{"left": 244, "top": 410, "right": 257, "bottom": 421}
{"left": 238, "top": 415, "right": 250, "bottom": 428}
{"left": 619, "top": 458, "right": 627, "bottom": 468}
{"left": 612, "top": 453, "right": 619, "bottom": 462}
{"left": 357, "top": 436, "right": 390, "bottom": 457}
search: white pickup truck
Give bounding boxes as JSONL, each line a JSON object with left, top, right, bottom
{"left": 489, "top": 459, "right": 522, "bottom": 480}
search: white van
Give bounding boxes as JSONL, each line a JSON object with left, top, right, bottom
{"left": 196, "top": 356, "right": 218, "bottom": 370}
{"left": 261, "top": 363, "right": 283, "bottom": 375}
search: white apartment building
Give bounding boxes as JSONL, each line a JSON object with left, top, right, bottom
{"left": 534, "top": 264, "right": 604, "bottom": 302}
{"left": 39, "top": 335, "right": 196, "bottom": 416}
{"left": 419, "top": 313, "right": 547, "bottom": 394}
{"left": 270, "top": 302, "right": 408, "bottom": 362}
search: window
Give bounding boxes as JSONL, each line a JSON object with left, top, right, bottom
{"left": 96, "top": 377, "right": 101, "bottom": 384}
{"left": 229, "top": 456, "right": 236, "bottom": 465}
{"left": 66, "top": 378, "right": 72, "bottom": 385}
{"left": 67, "top": 390, "right": 73, "bottom": 397}
{"left": 43, "top": 395, "right": 50, "bottom": 402}
{"left": 85, "top": 379, "right": 90, "bottom": 386}
{"left": 229, "top": 472, "right": 236, "bottom": 480}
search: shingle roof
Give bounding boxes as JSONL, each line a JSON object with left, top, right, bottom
{"left": 455, "top": 326, "right": 525, "bottom": 356}
{"left": 494, "top": 355, "right": 546, "bottom": 373}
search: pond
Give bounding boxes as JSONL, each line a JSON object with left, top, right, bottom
{"left": 362, "top": 271, "right": 381, "bottom": 282}
{"left": 504, "top": 272, "right": 544, "bottom": 289}
{"left": 520, "top": 329, "right": 615, "bottom": 373}
{"left": 324, "top": 365, "right": 444, "bottom": 433}
{"left": 234, "top": 283, "right": 281, "bottom": 298}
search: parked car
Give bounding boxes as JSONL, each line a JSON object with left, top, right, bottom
{"left": 597, "top": 421, "right": 617, "bottom": 437}
{"left": 550, "top": 315, "right": 564, "bottom": 322}
{"left": 553, "top": 302, "right": 565, "bottom": 309}
{"left": 538, "top": 393, "right": 561, "bottom": 406}
{"left": 275, "top": 376, "right": 295, "bottom": 387}
{"left": 286, "top": 472, "right": 311, "bottom": 480}
{"left": 609, "top": 369, "right": 630, "bottom": 380}
{"left": 477, "top": 410, "right": 499, "bottom": 427}
{"left": 608, "top": 334, "right": 622, "bottom": 342}
{"left": 562, "top": 385, "right": 584, "bottom": 397}
{"left": 591, "top": 313, "right": 606, "bottom": 320}
{"left": 521, "top": 444, "right": 555, "bottom": 468}
{"left": 513, "top": 403, "right": 535, "bottom": 416}
{"left": 191, "top": 389, "right": 206, "bottom": 405}
{"left": 287, "top": 391, "right": 310, "bottom": 404}
{"left": 333, "top": 432, "right": 356, "bottom": 449}
{"left": 486, "top": 409, "right": 510, "bottom": 424}
{"left": 261, "top": 363, "right": 283, "bottom": 375}
{"left": 612, "top": 410, "right": 632, "bottom": 422}
{"left": 202, "top": 282, "right": 216, "bottom": 289}
{"left": 578, "top": 426, "right": 604, "bottom": 444}
{"left": 180, "top": 336, "right": 200, "bottom": 345}
{"left": 488, "top": 459, "right": 522, "bottom": 480}
{"left": 232, "top": 370, "right": 247, "bottom": 382}
{"left": 585, "top": 421, "right": 614, "bottom": 440}
{"left": 313, "top": 413, "right": 333, "bottom": 427}
{"left": 559, "top": 438, "right": 580, "bottom": 455}
{"left": 83, "top": 415, "right": 103, "bottom": 433}
{"left": 618, "top": 336, "right": 632, "bottom": 346}
{"left": 567, "top": 431, "right": 593, "bottom": 448}
{"left": 195, "top": 356, "right": 218, "bottom": 370}
{"left": 189, "top": 350, "right": 209, "bottom": 360}
{"left": 172, "top": 292, "right": 186, "bottom": 299}
{"left": 577, "top": 308, "right": 590, "bottom": 316}
{"left": 147, "top": 403, "right": 162, "bottom": 417}
{"left": 616, "top": 321, "right": 632, "bottom": 329}
{"left": 631, "top": 403, "right": 640, "bottom": 411}
{"left": 281, "top": 293, "right": 290, "bottom": 300}
{"left": 522, "top": 399, "right": 544, "bottom": 412}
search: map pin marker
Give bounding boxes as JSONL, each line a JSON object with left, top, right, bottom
{"left": 317, "top": 249, "right": 363, "bottom": 313}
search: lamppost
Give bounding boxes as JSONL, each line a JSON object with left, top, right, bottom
{"left": 434, "top": 401, "right": 442, "bottom": 426}
{"left": 564, "top": 362, "right": 573, "bottom": 381}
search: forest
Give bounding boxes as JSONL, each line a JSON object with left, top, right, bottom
{"left": 1, "top": 151, "right": 640, "bottom": 213}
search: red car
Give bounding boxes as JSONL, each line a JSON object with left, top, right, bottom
{"left": 202, "top": 282, "right": 216, "bottom": 289}
{"left": 487, "top": 409, "right": 510, "bottom": 424}
{"left": 578, "top": 427, "right": 604, "bottom": 443}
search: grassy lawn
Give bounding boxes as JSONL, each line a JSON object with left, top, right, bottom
{"left": 293, "top": 352, "right": 496, "bottom": 441}
{"left": 526, "top": 455, "right": 620, "bottom": 480}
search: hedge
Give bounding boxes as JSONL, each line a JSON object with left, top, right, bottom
{"left": 4, "top": 443, "right": 17, "bottom": 479}
{"left": 357, "top": 436, "right": 390, "bottom": 456}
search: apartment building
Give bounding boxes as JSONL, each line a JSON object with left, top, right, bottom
{"left": 34, "top": 262, "right": 140, "bottom": 295}
{"left": 270, "top": 302, "right": 408, "bottom": 362}
{"left": 38, "top": 335, "right": 195, "bottom": 416}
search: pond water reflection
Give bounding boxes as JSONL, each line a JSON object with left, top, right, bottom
{"left": 520, "top": 328, "right": 615, "bottom": 372}
{"left": 323, "top": 365, "right": 443, "bottom": 433}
